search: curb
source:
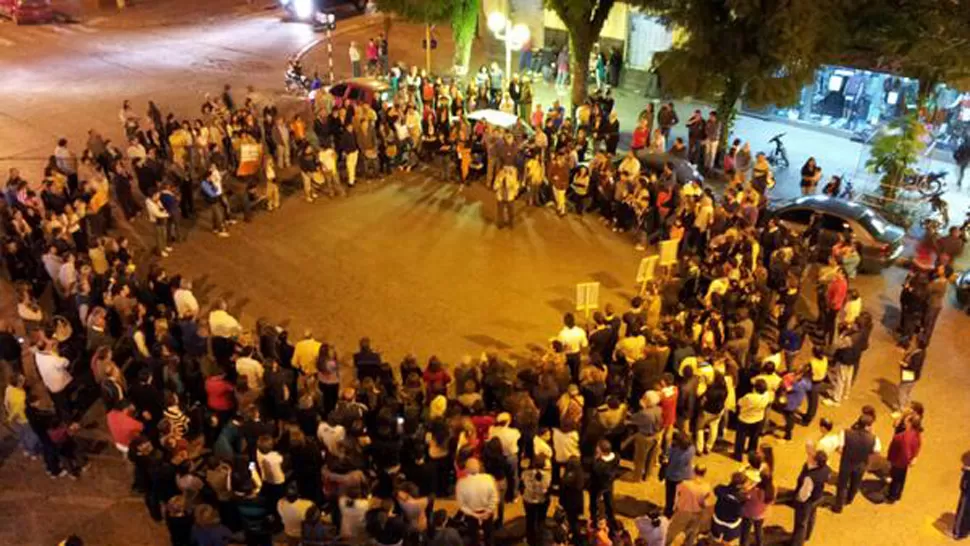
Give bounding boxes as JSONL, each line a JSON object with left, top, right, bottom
{"left": 292, "top": 13, "right": 383, "bottom": 63}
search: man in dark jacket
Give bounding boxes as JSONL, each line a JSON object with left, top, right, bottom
{"left": 791, "top": 450, "right": 832, "bottom": 546}
{"left": 833, "top": 414, "right": 878, "bottom": 512}
{"left": 354, "top": 337, "right": 382, "bottom": 382}
{"left": 588, "top": 439, "right": 620, "bottom": 531}
{"left": 685, "top": 110, "right": 705, "bottom": 165}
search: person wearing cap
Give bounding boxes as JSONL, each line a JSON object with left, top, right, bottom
{"left": 488, "top": 412, "right": 521, "bottom": 499}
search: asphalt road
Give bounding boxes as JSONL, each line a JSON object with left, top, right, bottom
{"left": 0, "top": 5, "right": 968, "bottom": 545}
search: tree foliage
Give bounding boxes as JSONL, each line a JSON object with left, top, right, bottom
{"left": 374, "top": 0, "right": 451, "bottom": 24}
{"left": 647, "top": 0, "right": 835, "bottom": 146}
{"left": 866, "top": 113, "right": 928, "bottom": 199}
{"left": 838, "top": 0, "right": 970, "bottom": 104}
{"left": 544, "top": 0, "right": 617, "bottom": 107}
{"left": 375, "top": 0, "right": 479, "bottom": 73}
{"left": 451, "top": 0, "right": 480, "bottom": 75}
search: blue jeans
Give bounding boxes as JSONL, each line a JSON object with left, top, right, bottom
{"left": 13, "top": 422, "right": 42, "bottom": 455}
{"left": 556, "top": 70, "right": 568, "bottom": 87}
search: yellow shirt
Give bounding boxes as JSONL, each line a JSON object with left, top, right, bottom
{"left": 292, "top": 339, "right": 322, "bottom": 375}
{"left": 4, "top": 385, "right": 26, "bottom": 425}
{"left": 810, "top": 356, "right": 828, "bottom": 383}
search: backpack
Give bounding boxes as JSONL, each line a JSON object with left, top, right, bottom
{"left": 201, "top": 179, "right": 219, "bottom": 203}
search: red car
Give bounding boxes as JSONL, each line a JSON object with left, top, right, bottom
{"left": 326, "top": 78, "right": 392, "bottom": 109}
{"left": 0, "top": 0, "right": 54, "bottom": 24}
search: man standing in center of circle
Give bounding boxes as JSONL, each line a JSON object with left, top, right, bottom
{"left": 494, "top": 165, "right": 519, "bottom": 229}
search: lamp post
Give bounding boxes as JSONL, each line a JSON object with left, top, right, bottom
{"left": 487, "top": 12, "right": 530, "bottom": 85}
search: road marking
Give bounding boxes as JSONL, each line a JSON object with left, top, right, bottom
{"left": 73, "top": 25, "right": 98, "bottom": 34}
{"left": 0, "top": 37, "right": 13, "bottom": 47}
{"left": 86, "top": 16, "right": 106, "bottom": 26}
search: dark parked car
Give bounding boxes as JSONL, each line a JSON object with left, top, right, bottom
{"left": 634, "top": 150, "right": 704, "bottom": 185}
{"left": 769, "top": 195, "right": 905, "bottom": 272}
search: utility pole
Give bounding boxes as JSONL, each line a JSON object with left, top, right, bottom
{"left": 425, "top": 24, "right": 432, "bottom": 73}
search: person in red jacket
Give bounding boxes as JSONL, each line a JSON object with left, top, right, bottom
{"left": 886, "top": 413, "right": 923, "bottom": 502}
{"left": 423, "top": 357, "right": 452, "bottom": 398}
{"left": 205, "top": 372, "right": 235, "bottom": 414}
{"left": 631, "top": 119, "right": 650, "bottom": 152}
{"left": 822, "top": 267, "right": 848, "bottom": 346}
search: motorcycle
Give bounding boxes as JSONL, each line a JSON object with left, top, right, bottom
{"left": 284, "top": 60, "right": 312, "bottom": 94}
{"left": 765, "top": 132, "right": 789, "bottom": 169}
{"left": 903, "top": 170, "right": 946, "bottom": 196}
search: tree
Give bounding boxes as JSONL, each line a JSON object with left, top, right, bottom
{"left": 374, "top": 0, "right": 480, "bottom": 75}
{"left": 647, "top": 0, "right": 835, "bottom": 150}
{"left": 866, "top": 113, "right": 927, "bottom": 200}
{"left": 544, "top": 0, "right": 616, "bottom": 108}
{"left": 450, "top": 0, "right": 480, "bottom": 76}
{"left": 839, "top": 0, "right": 970, "bottom": 109}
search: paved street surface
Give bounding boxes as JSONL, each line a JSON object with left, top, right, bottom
{"left": 1, "top": 5, "right": 969, "bottom": 545}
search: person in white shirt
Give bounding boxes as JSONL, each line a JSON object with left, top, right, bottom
{"left": 348, "top": 41, "right": 362, "bottom": 77}
{"left": 34, "top": 339, "right": 73, "bottom": 417}
{"left": 456, "top": 458, "right": 499, "bottom": 542}
{"left": 806, "top": 418, "right": 843, "bottom": 462}
{"left": 256, "top": 436, "right": 286, "bottom": 485}
{"left": 173, "top": 278, "right": 199, "bottom": 319}
{"left": 235, "top": 349, "right": 264, "bottom": 392}
{"left": 339, "top": 486, "right": 371, "bottom": 540}
{"left": 208, "top": 299, "right": 241, "bottom": 338}
{"left": 557, "top": 313, "right": 588, "bottom": 382}
{"left": 488, "top": 412, "right": 522, "bottom": 501}
{"left": 145, "top": 191, "right": 172, "bottom": 257}
{"left": 277, "top": 483, "right": 313, "bottom": 541}
{"left": 317, "top": 418, "right": 346, "bottom": 457}
{"left": 57, "top": 253, "right": 78, "bottom": 297}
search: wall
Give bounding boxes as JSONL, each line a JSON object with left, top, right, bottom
{"left": 542, "top": 2, "right": 630, "bottom": 44}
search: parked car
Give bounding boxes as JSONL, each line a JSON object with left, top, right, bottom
{"left": 769, "top": 195, "right": 905, "bottom": 272}
{"left": 634, "top": 150, "right": 704, "bottom": 186}
{"left": 0, "top": 0, "right": 53, "bottom": 24}
{"left": 956, "top": 270, "right": 970, "bottom": 311}
{"left": 325, "top": 78, "right": 391, "bottom": 110}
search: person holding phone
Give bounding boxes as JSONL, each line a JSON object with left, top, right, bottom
{"left": 896, "top": 336, "right": 926, "bottom": 413}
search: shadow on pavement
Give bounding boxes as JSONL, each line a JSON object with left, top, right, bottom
{"left": 872, "top": 377, "right": 898, "bottom": 412}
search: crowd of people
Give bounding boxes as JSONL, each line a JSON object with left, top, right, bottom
{"left": 0, "top": 40, "right": 947, "bottom": 546}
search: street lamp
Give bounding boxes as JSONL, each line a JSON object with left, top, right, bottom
{"left": 487, "top": 12, "right": 530, "bottom": 85}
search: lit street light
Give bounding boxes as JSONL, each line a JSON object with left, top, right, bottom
{"left": 487, "top": 12, "right": 530, "bottom": 86}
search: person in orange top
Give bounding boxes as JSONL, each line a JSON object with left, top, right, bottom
{"left": 289, "top": 114, "right": 306, "bottom": 142}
